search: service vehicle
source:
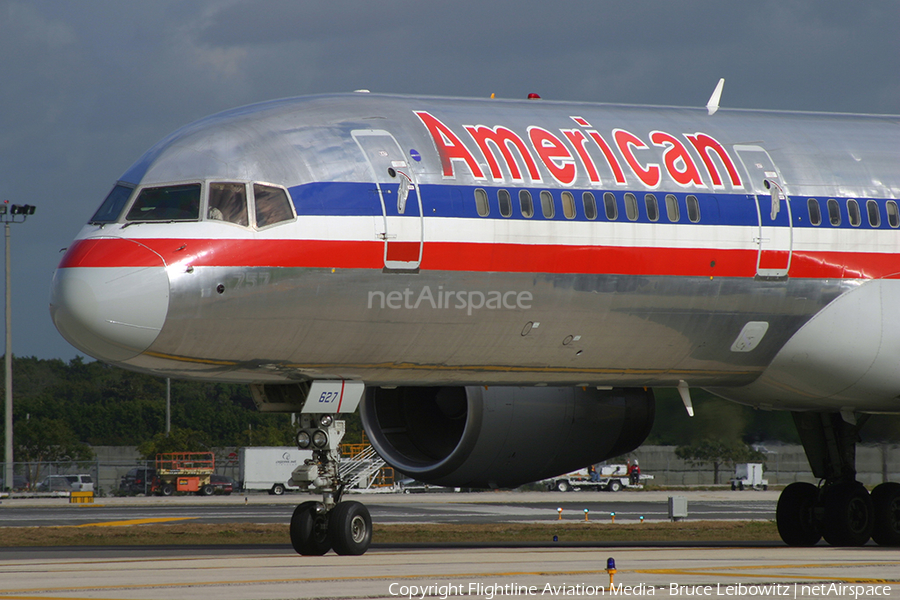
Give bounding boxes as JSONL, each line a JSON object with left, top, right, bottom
{"left": 546, "top": 464, "right": 652, "bottom": 492}
{"left": 35, "top": 475, "right": 76, "bottom": 493}
{"left": 119, "top": 466, "right": 157, "bottom": 495}
{"left": 730, "top": 463, "right": 768, "bottom": 490}
{"left": 152, "top": 452, "right": 216, "bottom": 496}
{"left": 239, "top": 447, "right": 312, "bottom": 495}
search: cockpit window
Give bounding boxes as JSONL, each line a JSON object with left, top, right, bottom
{"left": 208, "top": 182, "right": 249, "bottom": 226}
{"left": 253, "top": 184, "right": 294, "bottom": 227}
{"left": 90, "top": 184, "right": 134, "bottom": 223}
{"left": 125, "top": 184, "right": 201, "bottom": 222}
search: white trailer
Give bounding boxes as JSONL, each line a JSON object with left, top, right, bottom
{"left": 239, "top": 447, "right": 313, "bottom": 495}
{"left": 730, "top": 463, "right": 768, "bottom": 490}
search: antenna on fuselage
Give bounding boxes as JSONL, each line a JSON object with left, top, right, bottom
{"left": 706, "top": 78, "right": 725, "bottom": 116}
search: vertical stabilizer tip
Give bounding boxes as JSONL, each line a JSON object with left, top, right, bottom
{"left": 706, "top": 78, "right": 725, "bottom": 115}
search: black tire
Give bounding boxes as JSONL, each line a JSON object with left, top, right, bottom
{"left": 821, "top": 482, "right": 873, "bottom": 546}
{"left": 607, "top": 480, "right": 622, "bottom": 492}
{"left": 329, "top": 501, "right": 372, "bottom": 556}
{"left": 290, "top": 501, "right": 331, "bottom": 555}
{"left": 556, "top": 480, "right": 570, "bottom": 493}
{"left": 776, "top": 482, "right": 821, "bottom": 546}
{"left": 161, "top": 483, "right": 175, "bottom": 497}
{"left": 272, "top": 484, "right": 285, "bottom": 496}
{"left": 870, "top": 482, "right": 900, "bottom": 546}
{"left": 200, "top": 484, "right": 214, "bottom": 496}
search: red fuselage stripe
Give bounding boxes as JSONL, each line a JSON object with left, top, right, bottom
{"left": 57, "top": 238, "right": 900, "bottom": 280}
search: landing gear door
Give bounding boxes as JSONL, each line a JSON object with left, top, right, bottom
{"left": 352, "top": 130, "right": 423, "bottom": 271}
{"left": 734, "top": 144, "right": 792, "bottom": 278}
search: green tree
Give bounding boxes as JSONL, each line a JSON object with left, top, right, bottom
{"left": 242, "top": 423, "right": 295, "bottom": 447}
{"left": 675, "top": 438, "right": 766, "bottom": 484}
{"left": 137, "top": 428, "right": 212, "bottom": 459}
{"left": 14, "top": 417, "right": 94, "bottom": 486}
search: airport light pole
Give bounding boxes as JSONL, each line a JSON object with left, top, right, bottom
{"left": 3, "top": 203, "right": 36, "bottom": 492}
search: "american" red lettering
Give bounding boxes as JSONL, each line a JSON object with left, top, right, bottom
{"left": 614, "top": 129, "right": 661, "bottom": 188}
{"left": 414, "top": 111, "right": 484, "bottom": 179}
{"left": 463, "top": 124, "right": 540, "bottom": 183}
{"left": 528, "top": 127, "right": 575, "bottom": 185}
{"left": 650, "top": 131, "right": 703, "bottom": 187}
{"left": 685, "top": 133, "right": 742, "bottom": 188}
{"left": 414, "top": 111, "right": 743, "bottom": 191}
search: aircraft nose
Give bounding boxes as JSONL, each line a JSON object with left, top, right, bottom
{"left": 50, "top": 239, "right": 169, "bottom": 362}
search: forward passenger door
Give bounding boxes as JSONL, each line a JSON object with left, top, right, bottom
{"left": 352, "top": 130, "right": 424, "bottom": 271}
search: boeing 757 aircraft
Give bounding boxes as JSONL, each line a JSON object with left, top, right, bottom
{"left": 50, "top": 90, "right": 900, "bottom": 554}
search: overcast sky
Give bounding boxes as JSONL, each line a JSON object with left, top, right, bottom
{"left": 1, "top": 1, "right": 898, "bottom": 361}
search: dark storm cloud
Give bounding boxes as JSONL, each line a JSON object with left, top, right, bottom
{"left": 0, "top": 0, "right": 896, "bottom": 359}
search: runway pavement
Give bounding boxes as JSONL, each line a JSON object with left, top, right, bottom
{"left": 1, "top": 492, "right": 898, "bottom": 599}
{"left": 0, "top": 544, "right": 897, "bottom": 599}
{"left": 0, "top": 490, "right": 777, "bottom": 527}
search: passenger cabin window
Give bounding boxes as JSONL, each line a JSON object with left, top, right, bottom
{"left": 126, "top": 183, "right": 201, "bottom": 222}
{"left": 540, "top": 191, "right": 555, "bottom": 219}
{"left": 498, "top": 189, "right": 512, "bottom": 217}
{"left": 561, "top": 191, "right": 576, "bottom": 219}
{"left": 827, "top": 199, "right": 841, "bottom": 225}
{"left": 866, "top": 200, "right": 881, "bottom": 227}
{"left": 582, "top": 192, "right": 597, "bottom": 220}
{"left": 253, "top": 184, "right": 294, "bottom": 227}
{"left": 624, "top": 193, "right": 638, "bottom": 221}
{"left": 90, "top": 183, "right": 134, "bottom": 223}
{"left": 807, "top": 198, "right": 821, "bottom": 226}
{"left": 474, "top": 188, "right": 489, "bottom": 217}
{"left": 847, "top": 199, "right": 861, "bottom": 227}
{"left": 208, "top": 182, "right": 249, "bottom": 226}
{"left": 519, "top": 190, "right": 534, "bottom": 218}
{"left": 888, "top": 201, "right": 900, "bottom": 228}
{"left": 686, "top": 195, "right": 700, "bottom": 223}
{"left": 665, "top": 194, "right": 679, "bottom": 222}
{"left": 603, "top": 192, "right": 617, "bottom": 220}
{"left": 645, "top": 194, "right": 659, "bottom": 222}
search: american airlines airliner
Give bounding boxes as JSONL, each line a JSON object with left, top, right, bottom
{"left": 50, "top": 90, "right": 900, "bottom": 554}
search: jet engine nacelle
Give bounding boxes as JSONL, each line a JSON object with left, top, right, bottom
{"left": 360, "top": 386, "right": 655, "bottom": 489}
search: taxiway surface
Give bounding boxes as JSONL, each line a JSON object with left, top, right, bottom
{"left": 1, "top": 492, "right": 898, "bottom": 599}
{"left": 1, "top": 544, "right": 898, "bottom": 600}
{"left": 0, "top": 490, "right": 776, "bottom": 527}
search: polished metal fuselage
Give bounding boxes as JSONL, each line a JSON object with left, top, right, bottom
{"left": 51, "top": 93, "right": 900, "bottom": 412}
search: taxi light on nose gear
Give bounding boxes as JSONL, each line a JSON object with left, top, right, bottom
{"left": 312, "top": 429, "right": 328, "bottom": 448}
{"left": 297, "top": 430, "right": 311, "bottom": 449}
{"left": 319, "top": 415, "right": 333, "bottom": 428}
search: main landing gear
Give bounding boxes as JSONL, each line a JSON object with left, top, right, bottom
{"left": 776, "top": 412, "right": 900, "bottom": 547}
{"left": 287, "top": 414, "right": 373, "bottom": 555}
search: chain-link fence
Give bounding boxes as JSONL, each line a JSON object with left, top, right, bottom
{"left": 2, "top": 456, "right": 242, "bottom": 497}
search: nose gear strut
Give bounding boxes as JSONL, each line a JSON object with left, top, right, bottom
{"left": 288, "top": 413, "right": 373, "bottom": 555}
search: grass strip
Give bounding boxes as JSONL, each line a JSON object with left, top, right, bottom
{"left": 0, "top": 520, "right": 779, "bottom": 547}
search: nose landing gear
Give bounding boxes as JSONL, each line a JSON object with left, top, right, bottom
{"left": 287, "top": 413, "right": 374, "bottom": 556}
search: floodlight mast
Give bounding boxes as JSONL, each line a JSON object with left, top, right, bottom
{"left": 2, "top": 203, "right": 35, "bottom": 493}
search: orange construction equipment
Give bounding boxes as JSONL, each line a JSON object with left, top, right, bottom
{"left": 153, "top": 452, "right": 216, "bottom": 496}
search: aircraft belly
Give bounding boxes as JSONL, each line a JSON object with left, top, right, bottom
{"left": 131, "top": 266, "right": 846, "bottom": 386}
{"left": 709, "top": 279, "right": 900, "bottom": 411}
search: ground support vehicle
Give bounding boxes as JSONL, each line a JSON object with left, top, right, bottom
{"left": 119, "top": 467, "right": 157, "bottom": 495}
{"left": 239, "top": 447, "right": 312, "bottom": 495}
{"left": 730, "top": 463, "right": 769, "bottom": 490}
{"left": 152, "top": 452, "right": 216, "bottom": 496}
{"left": 546, "top": 464, "right": 653, "bottom": 492}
